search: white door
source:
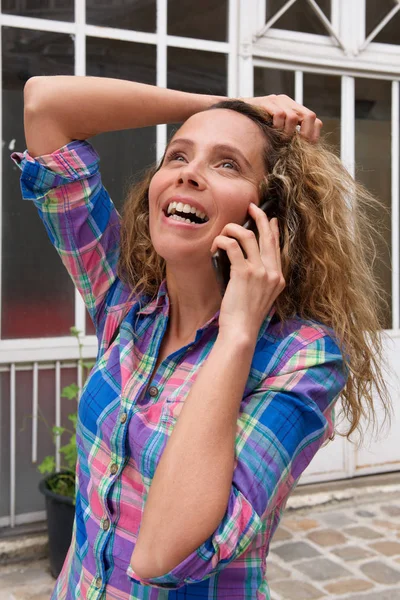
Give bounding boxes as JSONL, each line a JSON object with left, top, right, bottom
{"left": 239, "top": 0, "right": 400, "bottom": 482}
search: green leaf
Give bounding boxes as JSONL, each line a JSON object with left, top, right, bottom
{"left": 61, "top": 383, "right": 79, "bottom": 400}
{"left": 38, "top": 455, "right": 56, "bottom": 475}
{"left": 70, "top": 327, "right": 81, "bottom": 337}
{"left": 60, "top": 436, "right": 77, "bottom": 471}
{"left": 46, "top": 471, "right": 75, "bottom": 498}
{"left": 52, "top": 426, "right": 65, "bottom": 437}
{"left": 82, "top": 361, "right": 95, "bottom": 371}
{"left": 68, "top": 413, "right": 77, "bottom": 427}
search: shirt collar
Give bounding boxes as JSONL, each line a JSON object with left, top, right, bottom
{"left": 137, "top": 278, "right": 276, "bottom": 341}
{"left": 137, "top": 279, "right": 169, "bottom": 316}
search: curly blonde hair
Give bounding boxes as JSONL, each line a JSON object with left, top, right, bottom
{"left": 118, "top": 99, "right": 393, "bottom": 444}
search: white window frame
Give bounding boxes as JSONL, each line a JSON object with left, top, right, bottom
{"left": 0, "top": 0, "right": 238, "bottom": 359}
{"left": 242, "top": 0, "right": 400, "bottom": 333}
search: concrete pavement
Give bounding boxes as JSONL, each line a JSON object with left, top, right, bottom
{"left": 1, "top": 476, "right": 400, "bottom": 600}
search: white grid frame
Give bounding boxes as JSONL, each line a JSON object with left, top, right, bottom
{"left": 0, "top": 0, "right": 236, "bottom": 346}
{"left": 249, "top": 0, "right": 400, "bottom": 334}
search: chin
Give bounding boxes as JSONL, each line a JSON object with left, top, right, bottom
{"left": 153, "top": 242, "right": 209, "bottom": 269}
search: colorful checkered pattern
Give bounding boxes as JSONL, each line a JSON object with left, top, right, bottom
{"left": 12, "top": 140, "right": 348, "bottom": 599}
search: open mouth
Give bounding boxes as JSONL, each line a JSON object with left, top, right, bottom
{"left": 163, "top": 201, "right": 209, "bottom": 225}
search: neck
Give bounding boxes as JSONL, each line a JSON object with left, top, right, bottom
{"left": 164, "top": 261, "right": 222, "bottom": 343}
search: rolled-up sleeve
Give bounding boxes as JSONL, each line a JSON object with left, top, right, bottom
{"left": 11, "top": 140, "right": 125, "bottom": 337}
{"left": 127, "top": 331, "right": 348, "bottom": 589}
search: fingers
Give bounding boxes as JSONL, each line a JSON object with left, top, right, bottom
{"left": 311, "top": 118, "right": 323, "bottom": 143}
{"left": 247, "top": 94, "right": 323, "bottom": 143}
{"left": 210, "top": 233, "right": 248, "bottom": 268}
{"left": 247, "top": 204, "right": 282, "bottom": 275}
{"left": 271, "top": 96, "right": 321, "bottom": 142}
{"left": 211, "top": 223, "right": 263, "bottom": 266}
{"left": 210, "top": 205, "right": 284, "bottom": 281}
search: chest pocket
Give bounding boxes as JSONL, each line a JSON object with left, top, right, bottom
{"left": 161, "top": 369, "right": 199, "bottom": 423}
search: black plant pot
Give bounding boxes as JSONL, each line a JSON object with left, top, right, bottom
{"left": 39, "top": 474, "right": 75, "bottom": 579}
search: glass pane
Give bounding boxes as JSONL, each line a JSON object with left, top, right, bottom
{"left": 168, "top": 0, "right": 228, "bottom": 42}
{"left": 266, "top": 0, "right": 330, "bottom": 35}
{"left": 86, "top": 312, "right": 96, "bottom": 336}
{"left": 2, "top": 0, "right": 74, "bottom": 21}
{"left": 86, "top": 38, "right": 158, "bottom": 335}
{"left": 355, "top": 78, "right": 392, "bottom": 330}
{"left": 86, "top": 0, "right": 156, "bottom": 33}
{"left": 86, "top": 37, "right": 157, "bottom": 210}
{"left": 2, "top": 27, "right": 75, "bottom": 339}
{"left": 303, "top": 72, "right": 341, "bottom": 154}
{"left": 374, "top": 13, "right": 400, "bottom": 45}
{"left": 166, "top": 48, "right": 227, "bottom": 140}
{"left": 168, "top": 47, "right": 227, "bottom": 96}
{"left": 0, "top": 372, "right": 10, "bottom": 518}
{"left": 254, "top": 67, "right": 295, "bottom": 98}
{"left": 366, "top": 0, "right": 395, "bottom": 36}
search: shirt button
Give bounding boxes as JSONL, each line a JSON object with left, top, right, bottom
{"left": 148, "top": 386, "right": 159, "bottom": 397}
{"left": 95, "top": 576, "right": 102, "bottom": 588}
{"left": 110, "top": 463, "right": 118, "bottom": 475}
{"left": 102, "top": 518, "right": 110, "bottom": 531}
{"left": 120, "top": 413, "right": 127, "bottom": 424}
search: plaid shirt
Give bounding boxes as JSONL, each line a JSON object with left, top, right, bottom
{"left": 12, "top": 140, "right": 348, "bottom": 600}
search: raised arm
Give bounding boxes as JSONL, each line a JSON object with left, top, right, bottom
{"left": 23, "top": 76, "right": 224, "bottom": 157}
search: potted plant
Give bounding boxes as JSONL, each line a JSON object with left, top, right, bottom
{"left": 38, "top": 327, "right": 95, "bottom": 578}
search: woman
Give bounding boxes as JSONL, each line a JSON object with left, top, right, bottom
{"left": 13, "top": 76, "right": 391, "bottom": 599}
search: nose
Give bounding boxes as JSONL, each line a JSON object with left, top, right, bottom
{"left": 177, "top": 163, "right": 206, "bottom": 190}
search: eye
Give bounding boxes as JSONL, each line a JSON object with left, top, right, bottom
{"left": 166, "top": 150, "right": 186, "bottom": 163}
{"left": 220, "top": 160, "right": 239, "bottom": 171}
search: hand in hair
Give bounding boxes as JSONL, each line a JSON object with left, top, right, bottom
{"left": 241, "top": 94, "right": 323, "bottom": 143}
{"left": 210, "top": 202, "right": 285, "bottom": 345}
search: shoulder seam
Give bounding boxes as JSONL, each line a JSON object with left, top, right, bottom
{"left": 271, "top": 329, "right": 328, "bottom": 377}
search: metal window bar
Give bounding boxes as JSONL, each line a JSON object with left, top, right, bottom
{"left": 341, "top": 75, "right": 355, "bottom": 179}
{"left": 228, "top": 0, "right": 239, "bottom": 98}
{"left": 32, "top": 363, "right": 39, "bottom": 463}
{"left": 295, "top": 70, "right": 303, "bottom": 105}
{"left": 74, "top": 0, "right": 87, "bottom": 336}
{"left": 10, "top": 364, "right": 16, "bottom": 528}
{"left": 0, "top": 24, "right": 3, "bottom": 341}
{"left": 156, "top": 0, "right": 167, "bottom": 163}
{"left": 55, "top": 361, "right": 61, "bottom": 471}
{"left": 4, "top": 359, "right": 96, "bottom": 527}
{"left": 392, "top": 80, "right": 400, "bottom": 330}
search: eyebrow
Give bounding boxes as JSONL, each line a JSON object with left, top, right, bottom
{"left": 167, "top": 137, "right": 253, "bottom": 170}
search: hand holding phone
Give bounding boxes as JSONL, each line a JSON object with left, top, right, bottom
{"left": 211, "top": 196, "right": 280, "bottom": 297}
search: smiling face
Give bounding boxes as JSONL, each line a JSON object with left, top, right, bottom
{"left": 148, "top": 108, "right": 267, "bottom": 266}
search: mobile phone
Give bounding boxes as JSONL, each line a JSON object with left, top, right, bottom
{"left": 211, "top": 196, "right": 280, "bottom": 297}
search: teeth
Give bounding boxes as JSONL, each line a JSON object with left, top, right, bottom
{"left": 170, "top": 214, "right": 193, "bottom": 223}
{"left": 166, "top": 201, "right": 208, "bottom": 221}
